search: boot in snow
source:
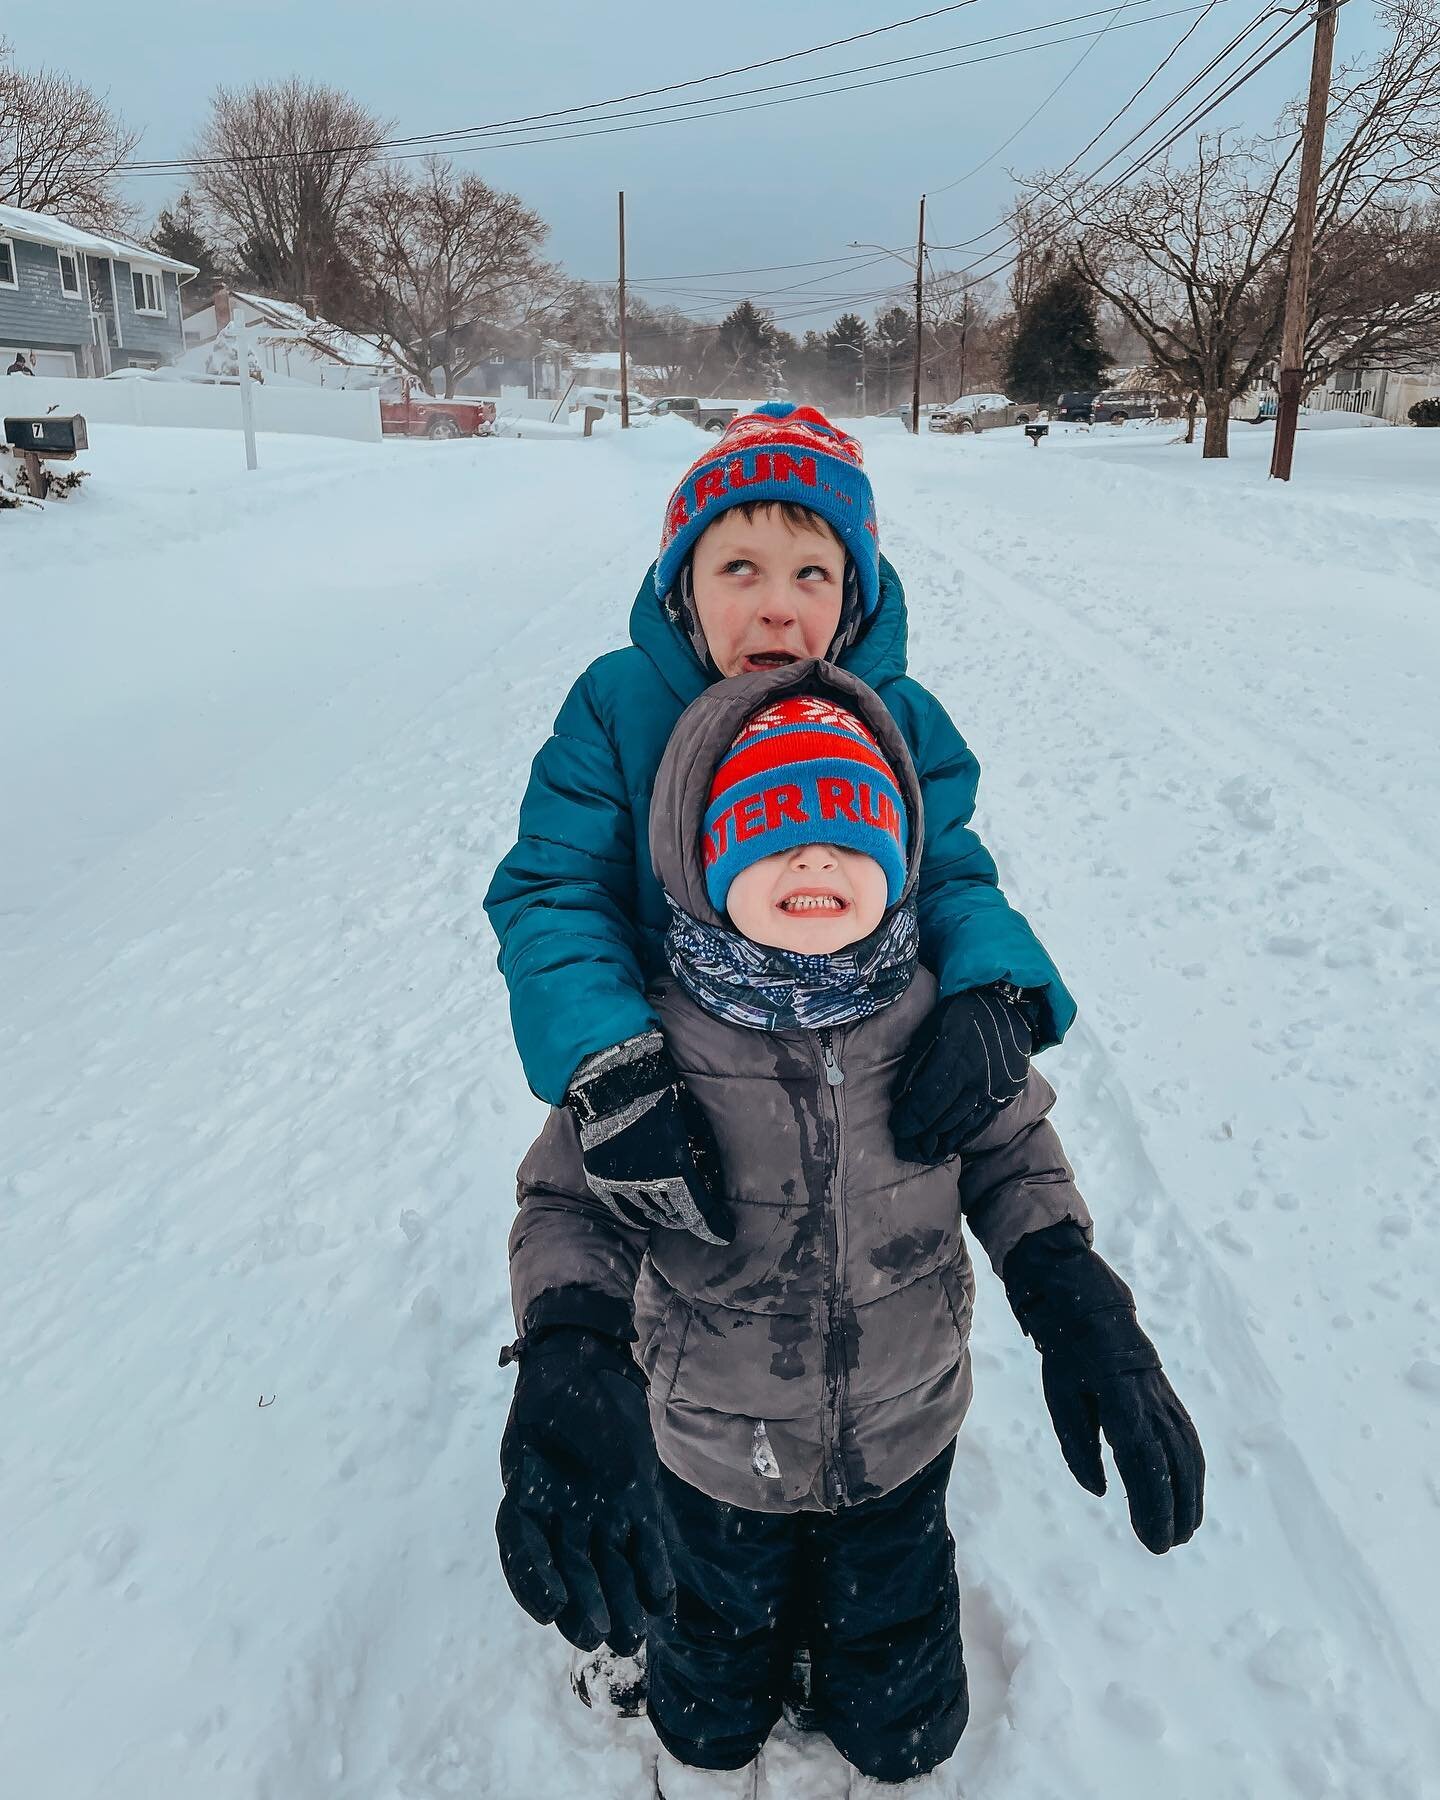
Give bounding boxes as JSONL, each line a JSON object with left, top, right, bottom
{"left": 655, "top": 1746, "right": 760, "bottom": 1799}
{"left": 569, "top": 1640, "right": 647, "bottom": 1718}
{"left": 848, "top": 1768, "right": 954, "bottom": 1796}
{"left": 781, "top": 1644, "right": 820, "bottom": 1733}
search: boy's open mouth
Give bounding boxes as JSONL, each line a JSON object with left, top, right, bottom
{"left": 778, "top": 891, "right": 848, "bottom": 915}
{"left": 741, "top": 651, "right": 799, "bottom": 672}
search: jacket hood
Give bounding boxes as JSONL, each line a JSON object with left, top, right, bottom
{"left": 649, "top": 660, "right": 925, "bottom": 928}
{"left": 628, "top": 554, "right": 911, "bottom": 709}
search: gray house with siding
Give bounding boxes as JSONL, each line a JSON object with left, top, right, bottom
{"left": 0, "top": 203, "right": 198, "bottom": 378}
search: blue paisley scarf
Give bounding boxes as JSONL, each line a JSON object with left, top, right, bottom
{"left": 664, "top": 897, "right": 919, "bottom": 1033}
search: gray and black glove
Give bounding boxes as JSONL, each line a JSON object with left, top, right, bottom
{"left": 568, "top": 1031, "right": 735, "bottom": 1245}
{"left": 1003, "top": 1221, "right": 1205, "bottom": 1554}
{"left": 891, "top": 984, "right": 1034, "bottom": 1163}
{"left": 497, "top": 1290, "right": 674, "bottom": 1655}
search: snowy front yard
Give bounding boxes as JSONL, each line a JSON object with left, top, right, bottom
{"left": 3, "top": 415, "right": 1438, "bottom": 1799}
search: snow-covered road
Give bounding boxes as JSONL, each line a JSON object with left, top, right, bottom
{"left": 3, "top": 416, "right": 1438, "bottom": 1799}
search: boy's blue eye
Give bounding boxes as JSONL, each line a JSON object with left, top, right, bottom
{"left": 798, "top": 565, "right": 830, "bottom": 581}
{"left": 722, "top": 558, "right": 754, "bottom": 575}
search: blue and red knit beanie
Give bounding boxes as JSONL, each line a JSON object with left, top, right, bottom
{"left": 702, "top": 694, "right": 908, "bottom": 913}
{"left": 657, "top": 403, "right": 881, "bottom": 619}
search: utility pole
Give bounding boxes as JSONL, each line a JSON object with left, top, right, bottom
{"left": 618, "top": 191, "right": 631, "bottom": 430}
{"left": 910, "top": 194, "right": 926, "bottom": 436}
{"left": 1270, "top": 0, "right": 1340, "bottom": 481}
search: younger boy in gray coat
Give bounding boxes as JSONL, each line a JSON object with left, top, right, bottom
{"left": 497, "top": 662, "right": 1204, "bottom": 1798}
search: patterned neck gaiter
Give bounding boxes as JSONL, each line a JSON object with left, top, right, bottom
{"left": 663, "top": 897, "right": 919, "bottom": 1033}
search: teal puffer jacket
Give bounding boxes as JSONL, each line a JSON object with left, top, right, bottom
{"left": 484, "top": 557, "right": 1076, "bottom": 1103}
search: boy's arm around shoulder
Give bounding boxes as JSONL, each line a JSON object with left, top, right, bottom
{"left": 484, "top": 660, "right": 658, "bottom": 1106}
{"left": 511, "top": 1103, "right": 648, "bottom": 1341}
{"left": 957, "top": 1067, "right": 1092, "bottom": 1277}
{"left": 890, "top": 678, "right": 1077, "bottom": 1048}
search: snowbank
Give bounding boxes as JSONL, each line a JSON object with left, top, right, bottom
{"left": 3, "top": 418, "right": 1437, "bottom": 1799}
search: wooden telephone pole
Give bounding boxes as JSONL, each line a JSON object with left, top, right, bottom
{"left": 618, "top": 191, "right": 631, "bottom": 430}
{"left": 1270, "top": 0, "right": 1340, "bottom": 481}
{"left": 910, "top": 194, "right": 926, "bottom": 437}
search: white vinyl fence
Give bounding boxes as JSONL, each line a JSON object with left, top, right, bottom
{"left": 1, "top": 373, "right": 381, "bottom": 442}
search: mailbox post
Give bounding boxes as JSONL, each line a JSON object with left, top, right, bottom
{"left": 3, "top": 414, "right": 88, "bottom": 500}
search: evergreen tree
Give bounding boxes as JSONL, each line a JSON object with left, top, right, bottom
{"left": 716, "top": 300, "right": 780, "bottom": 387}
{"left": 149, "top": 192, "right": 227, "bottom": 300}
{"left": 1004, "top": 269, "right": 1105, "bottom": 403}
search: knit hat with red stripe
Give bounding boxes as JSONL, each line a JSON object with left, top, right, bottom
{"left": 657, "top": 403, "right": 881, "bottom": 619}
{"left": 702, "top": 693, "right": 908, "bottom": 913}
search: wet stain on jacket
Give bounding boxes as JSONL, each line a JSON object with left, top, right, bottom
{"left": 870, "top": 1227, "right": 946, "bottom": 1281}
{"left": 768, "top": 1311, "right": 809, "bottom": 1380}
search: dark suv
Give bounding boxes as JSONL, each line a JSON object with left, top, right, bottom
{"left": 1092, "top": 390, "right": 1180, "bottom": 424}
{"left": 1055, "top": 392, "right": 1098, "bottom": 422}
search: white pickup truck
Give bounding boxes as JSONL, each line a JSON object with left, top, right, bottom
{"left": 650, "top": 395, "right": 743, "bottom": 433}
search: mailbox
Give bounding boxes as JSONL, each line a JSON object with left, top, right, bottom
{"left": 4, "top": 414, "right": 88, "bottom": 456}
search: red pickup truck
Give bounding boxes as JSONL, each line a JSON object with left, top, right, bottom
{"left": 379, "top": 376, "right": 495, "bottom": 440}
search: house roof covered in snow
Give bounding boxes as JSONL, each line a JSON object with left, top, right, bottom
{"left": 0, "top": 202, "right": 199, "bottom": 277}
{"left": 220, "top": 291, "right": 392, "bottom": 369}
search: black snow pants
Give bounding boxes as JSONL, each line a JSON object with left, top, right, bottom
{"left": 647, "top": 1442, "right": 968, "bottom": 1783}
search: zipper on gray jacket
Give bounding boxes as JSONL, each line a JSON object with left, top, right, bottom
{"left": 818, "top": 1029, "right": 845, "bottom": 1087}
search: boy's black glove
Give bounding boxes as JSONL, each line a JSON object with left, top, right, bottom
{"left": 1003, "top": 1221, "right": 1205, "bottom": 1554}
{"left": 568, "top": 1031, "right": 735, "bottom": 1245}
{"left": 496, "top": 1301, "right": 675, "bottom": 1656}
{"left": 891, "top": 984, "right": 1033, "bottom": 1162}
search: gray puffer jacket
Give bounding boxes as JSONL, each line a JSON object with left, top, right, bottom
{"left": 510, "top": 661, "right": 1090, "bottom": 1514}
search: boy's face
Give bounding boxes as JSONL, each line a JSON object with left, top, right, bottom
{"left": 726, "top": 842, "right": 888, "bottom": 953}
{"left": 690, "top": 507, "right": 846, "bottom": 677}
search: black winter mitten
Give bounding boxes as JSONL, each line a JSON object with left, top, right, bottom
{"left": 1003, "top": 1221, "right": 1205, "bottom": 1554}
{"left": 568, "top": 1030, "right": 735, "bottom": 1245}
{"left": 891, "top": 985, "right": 1033, "bottom": 1163}
{"left": 496, "top": 1301, "right": 675, "bottom": 1655}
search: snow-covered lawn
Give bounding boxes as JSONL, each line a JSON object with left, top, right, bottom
{"left": 3, "top": 415, "right": 1438, "bottom": 1799}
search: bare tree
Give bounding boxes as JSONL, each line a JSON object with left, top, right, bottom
{"left": 1304, "top": 197, "right": 1440, "bottom": 383}
{"left": 1023, "top": 0, "right": 1440, "bottom": 455}
{"left": 189, "top": 80, "right": 387, "bottom": 316}
{"left": 1063, "top": 132, "right": 1291, "bottom": 456}
{"left": 0, "top": 42, "right": 139, "bottom": 229}
{"left": 348, "top": 157, "right": 552, "bottom": 395}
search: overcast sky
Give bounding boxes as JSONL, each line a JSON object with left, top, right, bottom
{"left": 10, "top": 0, "right": 1390, "bottom": 331}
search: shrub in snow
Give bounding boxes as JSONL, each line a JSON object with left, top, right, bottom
{"left": 1408, "top": 396, "right": 1440, "bottom": 427}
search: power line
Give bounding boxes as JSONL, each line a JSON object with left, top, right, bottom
{"left": 922, "top": 0, "right": 1284, "bottom": 281}
{"left": 116, "top": 1, "right": 1209, "bottom": 176}
{"left": 955, "top": 0, "right": 1344, "bottom": 291}
{"left": 372, "top": 5, "right": 1217, "bottom": 164}
{"left": 389, "top": 1, "right": 1164, "bottom": 156}
{"left": 116, "top": 1, "right": 987, "bottom": 173}
{"left": 598, "top": 0, "right": 1239, "bottom": 311}
{"left": 927, "top": 0, "right": 1279, "bottom": 252}
{"left": 577, "top": 0, "right": 1288, "bottom": 336}
{"left": 928, "top": 0, "right": 1141, "bottom": 195}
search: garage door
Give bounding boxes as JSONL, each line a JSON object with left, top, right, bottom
{"left": 1, "top": 348, "right": 79, "bottom": 378}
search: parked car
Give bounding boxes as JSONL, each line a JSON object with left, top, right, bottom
{"left": 568, "top": 386, "right": 651, "bottom": 418}
{"left": 650, "top": 395, "right": 742, "bottom": 433}
{"left": 927, "top": 392, "right": 1036, "bottom": 434}
{"left": 379, "top": 375, "right": 495, "bottom": 439}
{"left": 1054, "top": 391, "right": 1099, "bottom": 422}
{"left": 1091, "top": 389, "right": 1180, "bottom": 425}
{"left": 895, "top": 402, "right": 947, "bottom": 432}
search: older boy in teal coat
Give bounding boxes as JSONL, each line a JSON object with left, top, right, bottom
{"left": 485, "top": 404, "right": 1076, "bottom": 1246}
